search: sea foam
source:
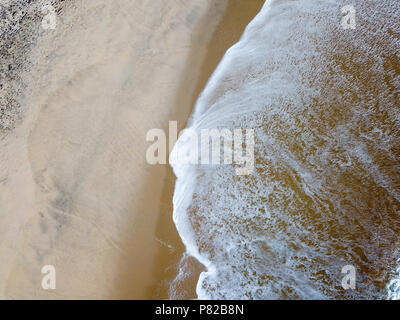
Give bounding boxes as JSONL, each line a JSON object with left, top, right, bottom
{"left": 171, "top": 0, "right": 400, "bottom": 299}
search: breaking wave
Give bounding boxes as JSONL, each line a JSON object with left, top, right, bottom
{"left": 171, "top": 0, "right": 400, "bottom": 299}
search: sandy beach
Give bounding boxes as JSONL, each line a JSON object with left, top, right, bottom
{"left": 0, "top": 0, "right": 264, "bottom": 299}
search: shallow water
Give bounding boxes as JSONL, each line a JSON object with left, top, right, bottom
{"left": 172, "top": 0, "right": 400, "bottom": 299}
{"left": 1, "top": 0, "right": 399, "bottom": 300}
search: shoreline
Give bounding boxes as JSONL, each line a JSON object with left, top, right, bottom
{"left": 156, "top": 0, "right": 265, "bottom": 299}
{"left": 0, "top": 0, "right": 264, "bottom": 299}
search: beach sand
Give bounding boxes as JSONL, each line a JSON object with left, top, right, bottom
{"left": 0, "top": 0, "right": 264, "bottom": 299}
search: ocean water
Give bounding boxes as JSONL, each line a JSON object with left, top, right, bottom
{"left": 1, "top": 0, "right": 399, "bottom": 300}
{"left": 171, "top": 0, "right": 400, "bottom": 299}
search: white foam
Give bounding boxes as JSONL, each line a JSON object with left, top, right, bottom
{"left": 172, "top": 0, "right": 400, "bottom": 299}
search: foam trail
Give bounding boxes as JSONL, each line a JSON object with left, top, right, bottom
{"left": 172, "top": 0, "right": 400, "bottom": 299}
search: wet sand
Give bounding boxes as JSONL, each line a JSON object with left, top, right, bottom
{"left": 0, "top": 0, "right": 264, "bottom": 299}
{"left": 152, "top": 1, "right": 266, "bottom": 299}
